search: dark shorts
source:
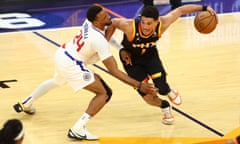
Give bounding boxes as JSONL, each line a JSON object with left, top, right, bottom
{"left": 120, "top": 47, "right": 171, "bottom": 96}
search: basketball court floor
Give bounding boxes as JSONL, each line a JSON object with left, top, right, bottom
{"left": 0, "top": 0, "right": 240, "bottom": 144}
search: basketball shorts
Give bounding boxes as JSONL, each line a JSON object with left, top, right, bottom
{"left": 53, "top": 49, "right": 95, "bottom": 92}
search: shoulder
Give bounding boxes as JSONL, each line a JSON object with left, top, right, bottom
{"left": 112, "top": 18, "right": 134, "bottom": 28}
{"left": 89, "top": 27, "right": 105, "bottom": 39}
{"left": 86, "top": 29, "right": 107, "bottom": 50}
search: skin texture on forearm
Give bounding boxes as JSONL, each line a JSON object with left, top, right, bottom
{"left": 160, "top": 4, "right": 216, "bottom": 34}
{"left": 103, "top": 56, "right": 140, "bottom": 88}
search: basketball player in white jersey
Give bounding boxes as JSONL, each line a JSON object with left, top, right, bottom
{"left": 13, "top": 5, "right": 158, "bottom": 140}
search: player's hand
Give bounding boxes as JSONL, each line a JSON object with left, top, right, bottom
{"left": 139, "top": 83, "right": 158, "bottom": 95}
{"left": 120, "top": 49, "right": 132, "bottom": 66}
{"left": 207, "top": 6, "right": 218, "bottom": 23}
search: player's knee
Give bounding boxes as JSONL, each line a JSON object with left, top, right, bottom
{"left": 100, "top": 79, "right": 112, "bottom": 102}
{"left": 158, "top": 87, "right": 170, "bottom": 95}
{"left": 154, "top": 82, "right": 170, "bottom": 95}
{"left": 160, "top": 100, "right": 170, "bottom": 108}
{"left": 152, "top": 76, "right": 170, "bottom": 95}
{"left": 105, "top": 87, "right": 112, "bottom": 102}
{"left": 119, "top": 48, "right": 131, "bottom": 63}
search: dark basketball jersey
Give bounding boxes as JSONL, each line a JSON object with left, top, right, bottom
{"left": 121, "top": 18, "right": 162, "bottom": 56}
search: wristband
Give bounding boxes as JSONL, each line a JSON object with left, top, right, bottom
{"left": 202, "top": 5, "right": 208, "bottom": 11}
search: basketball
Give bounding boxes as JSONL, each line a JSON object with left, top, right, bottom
{"left": 194, "top": 11, "right": 217, "bottom": 34}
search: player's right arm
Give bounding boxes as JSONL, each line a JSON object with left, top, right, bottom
{"left": 102, "top": 56, "right": 158, "bottom": 95}
{"left": 105, "top": 18, "right": 133, "bottom": 41}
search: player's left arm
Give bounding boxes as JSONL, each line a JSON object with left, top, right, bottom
{"left": 160, "top": 4, "right": 217, "bottom": 33}
{"left": 105, "top": 18, "right": 124, "bottom": 41}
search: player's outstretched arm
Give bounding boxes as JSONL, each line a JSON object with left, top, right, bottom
{"left": 160, "top": 4, "right": 217, "bottom": 33}
{"left": 103, "top": 56, "right": 158, "bottom": 95}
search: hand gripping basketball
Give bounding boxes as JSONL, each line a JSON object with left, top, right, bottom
{"left": 194, "top": 6, "right": 218, "bottom": 34}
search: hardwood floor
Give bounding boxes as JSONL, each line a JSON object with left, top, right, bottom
{"left": 0, "top": 13, "right": 239, "bottom": 144}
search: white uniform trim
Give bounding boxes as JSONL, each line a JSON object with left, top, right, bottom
{"left": 14, "top": 128, "right": 24, "bottom": 141}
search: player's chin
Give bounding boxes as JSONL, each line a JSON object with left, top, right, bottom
{"left": 106, "top": 21, "right": 112, "bottom": 26}
{"left": 142, "top": 30, "right": 151, "bottom": 36}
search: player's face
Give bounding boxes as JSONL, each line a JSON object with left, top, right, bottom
{"left": 140, "top": 16, "right": 158, "bottom": 36}
{"left": 96, "top": 10, "right": 112, "bottom": 26}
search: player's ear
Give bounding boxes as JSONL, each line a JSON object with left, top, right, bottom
{"left": 154, "top": 19, "right": 159, "bottom": 27}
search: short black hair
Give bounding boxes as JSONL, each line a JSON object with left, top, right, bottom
{"left": 140, "top": 5, "right": 159, "bottom": 20}
{"left": 87, "top": 5, "right": 103, "bottom": 22}
{"left": 0, "top": 119, "right": 23, "bottom": 144}
{"left": 237, "top": 135, "right": 240, "bottom": 144}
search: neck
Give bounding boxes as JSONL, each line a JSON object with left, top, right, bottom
{"left": 92, "top": 23, "right": 104, "bottom": 31}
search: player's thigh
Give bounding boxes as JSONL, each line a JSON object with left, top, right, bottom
{"left": 124, "top": 64, "right": 148, "bottom": 81}
{"left": 146, "top": 57, "right": 166, "bottom": 75}
{"left": 84, "top": 74, "right": 109, "bottom": 94}
{"left": 55, "top": 61, "right": 95, "bottom": 92}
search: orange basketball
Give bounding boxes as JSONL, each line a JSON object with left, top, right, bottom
{"left": 194, "top": 11, "right": 217, "bottom": 34}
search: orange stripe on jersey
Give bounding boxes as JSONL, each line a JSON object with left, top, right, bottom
{"left": 150, "top": 72, "right": 162, "bottom": 79}
{"left": 157, "top": 20, "right": 162, "bottom": 38}
{"left": 128, "top": 20, "right": 136, "bottom": 42}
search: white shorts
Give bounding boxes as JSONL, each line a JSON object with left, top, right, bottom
{"left": 53, "top": 49, "right": 95, "bottom": 92}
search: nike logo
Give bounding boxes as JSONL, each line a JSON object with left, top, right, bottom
{"left": 75, "top": 133, "right": 87, "bottom": 140}
{"left": 68, "top": 129, "right": 87, "bottom": 140}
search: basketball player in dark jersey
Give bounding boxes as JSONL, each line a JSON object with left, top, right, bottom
{"left": 106, "top": 4, "right": 217, "bottom": 125}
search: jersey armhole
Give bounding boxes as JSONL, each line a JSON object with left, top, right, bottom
{"left": 157, "top": 20, "right": 162, "bottom": 38}
{"left": 128, "top": 20, "right": 136, "bottom": 42}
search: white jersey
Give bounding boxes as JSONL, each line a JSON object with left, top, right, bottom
{"left": 63, "top": 20, "right": 112, "bottom": 65}
{"left": 53, "top": 20, "right": 112, "bottom": 92}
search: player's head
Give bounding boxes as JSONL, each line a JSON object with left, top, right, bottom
{"left": 141, "top": 5, "right": 159, "bottom": 20}
{"left": 139, "top": 5, "right": 159, "bottom": 36}
{"left": 87, "top": 5, "right": 112, "bottom": 28}
{"left": 237, "top": 135, "right": 240, "bottom": 144}
{"left": 0, "top": 119, "right": 24, "bottom": 144}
